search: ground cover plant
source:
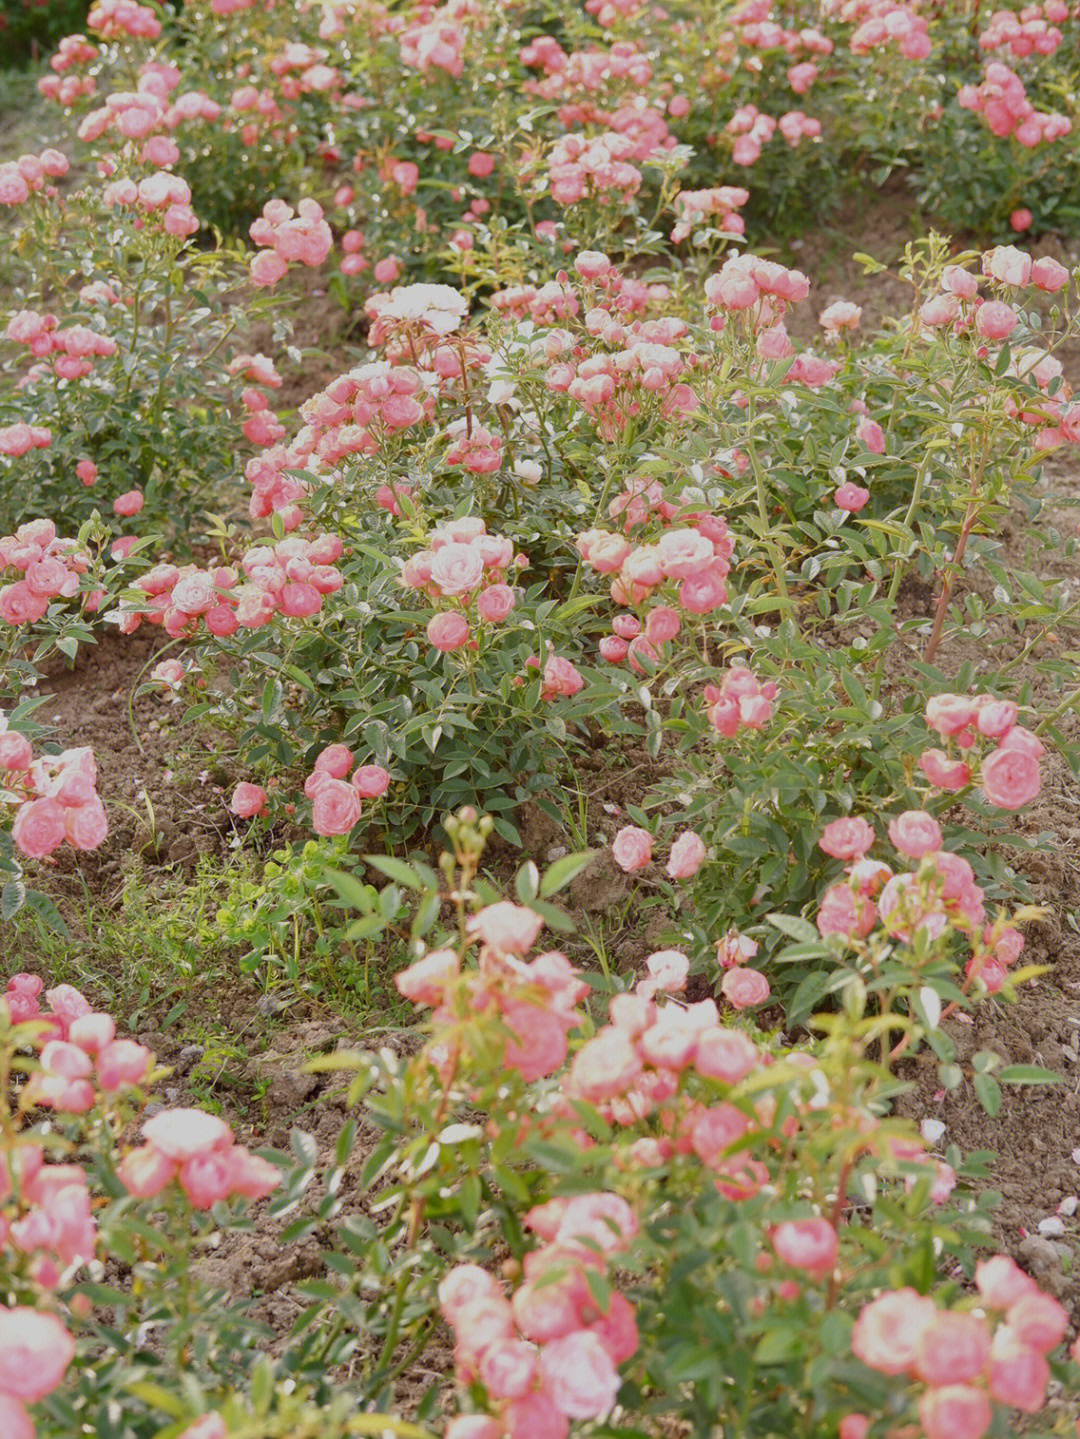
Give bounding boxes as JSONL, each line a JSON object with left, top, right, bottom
{"left": 3, "top": 1, "right": 1080, "bottom": 1437}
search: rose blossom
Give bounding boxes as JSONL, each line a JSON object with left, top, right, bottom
{"left": 612, "top": 826, "right": 652, "bottom": 873}
{"left": 666, "top": 830, "right": 705, "bottom": 879}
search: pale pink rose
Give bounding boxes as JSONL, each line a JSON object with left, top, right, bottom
{"left": 312, "top": 778, "right": 361, "bottom": 835}
{"left": 352, "top": 764, "right": 390, "bottom": 797}
{"left": 477, "top": 1337, "right": 539, "bottom": 1399}
{"left": 835, "top": 482, "right": 869, "bottom": 513}
{"left": 917, "top": 1385, "right": 991, "bottom": 1439}
{"left": 395, "top": 949, "right": 459, "bottom": 1005}
{"left": 838, "top": 1418, "right": 869, "bottom": 1439}
{"left": 12, "top": 797, "right": 67, "bottom": 857}
{"left": 477, "top": 583, "right": 516, "bottom": 622}
{"left": 229, "top": 782, "right": 267, "bottom": 818}
{"left": 471, "top": 901, "right": 543, "bottom": 954}
{"left": 975, "top": 699, "right": 1017, "bottom": 738}
{"left": 0, "top": 732, "right": 33, "bottom": 769}
{"left": 0, "top": 1396, "right": 34, "bottom": 1439}
{"left": 503, "top": 1389, "right": 569, "bottom": 1439}
{"left": 852, "top": 1289, "right": 936, "bottom": 1374}
{"left": 771, "top": 1218, "right": 838, "bottom": 1279}
{"left": 1031, "top": 257, "right": 1069, "bottom": 292}
{"left": 180, "top": 1151, "right": 235, "bottom": 1208}
{"left": 1006, "top": 1291, "right": 1068, "bottom": 1353}
{"left": 540, "top": 1331, "right": 621, "bottom": 1418}
{"left": 976, "top": 300, "right": 1018, "bottom": 339}
{"left": 225, "top": 1146, "right": 281, "bottom": 1200}
{"left": 117, "top": 1143, "right": 178, "bottom": 1198}
{"left": 988, "top": 1327, "right": 1049, "bottom": 1412}
{"left": 855, "top": 416, "right": 885, "bottom": 452}
{"left": 887, "top": 809, "right": 942, "bottom": 859}
{"left": 983, "top": 244, "right": 1032, "bottom": 287}
{"left": 720, "top": 967, "right": 769, "bottom": 1010}
{"left": 914, "top": 1311, "right": 991, "bottom": 1385}
{"left": 431, "top": 542, "right": 484, "bottom": 596}
{"left": 975, "top": 1254, "right": 1038, "bottom": 1310}
{"left": 445, "top": 1418, "right": 502, "bottom": 1439}
{"left": 981, "top": 746, "right": 1040, "bottom": 809}
{"left": 645, "top": 950, "right": 689, "bottom": 991}
{"left": 315, "top": 743, "right": 353, "bottom": 777}
{"left": 0, "top": 1308, "right": 75, "bottom": 1401}
{"left": 97, "top": 1039, "right": 152, "bottom": 1091}
{"left": 567, "top": 1027, "right": 643, "bottom": 1101}
{"left": 819, "top": 817, "right": 875, "bottom": 860}
{"left": 919, "top": 748, "right": 972, "bottom": 791}
{"left": 501, "top": 1000, "right": 570, "bottom": 1081}
{"left": 142, "top": 1107, "right": 231, "bottom": 1162}
{"left": 666, "top": 830, "right": 705, "bottom": 879}
{"left": 694, "top": 1027, "right": 759, "bottom": 1084}
{"left": 438, "top": 1264, "right": 504, "bottom": 1325}
{"left": 113, "top": 489, "right": 144, "bottom": 517}
{"left": 612, "top": 826, "right": 652, "bottom": 873}
{"left": 177, "top": 1417, "right": 228, "bottom": 1439}
{"left": 428, "top": 612, "right": 470, "bottom": 651}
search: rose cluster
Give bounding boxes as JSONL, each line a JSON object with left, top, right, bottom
{"left": 120, "top": 532, "right": 344, "bottom": 638}
{"left": 249, "top": 197, "right": 334, "bottom": 287}
{"left": 0, "top": 725, "right": 108, "bottom": 859}
{"left": 816, "top": 808, "right": 1025, "bottom": 991}
{"left": 849, "top": 1256, "right": 1072, "bottom": 1439}
{"left": 297, "top": 742, "right": 392, "bottom": 837}
{"left": 0, "top": 519, "right": 97, "bottom": 626}
{"left": 919, "top": 692, "right": 1043, "bottom": 811}
{"left": 398, "top": 517, "right": 523, "bottom": 654}
{"left": 440, "top": 1195, "right": 639, "bottom": 1439}
{"left": 119, "top": 1107, "right": 281, "bottom": 1210}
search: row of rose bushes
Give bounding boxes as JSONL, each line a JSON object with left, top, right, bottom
{"left": 18, "top": 0, "right": 1080, "bottom": 255}
{"left": 0, "top": 811, "right": 1076, "bottom": 1439}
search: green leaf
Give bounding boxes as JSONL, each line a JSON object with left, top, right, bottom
{"left": 999, "top": 1065, "right": 1063, "bottom": 1085}
{"left": 974, "top": 1073, "right": 1002, "bottom": 1117}
{"left": 766, "top": 913, "right": 819, "bottom": 944}
{"left": 363, "top": 855, "right": 424, "bottom": 890}
{"left": 539, "top": 850, "right": 595, "bottom": 898}
{"left": 1, "top": 881, "right": 26, "bottom": 921}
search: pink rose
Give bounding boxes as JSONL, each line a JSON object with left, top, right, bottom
{"left": 471, "top": 901, "right": 543, "bottom": 954}
{"left": 852, "top": 1288, "right": 936, "bottom": 1374}
{"left": 178, "top": 1418, "right": 228, "bottom": 1439}
{"left": 113, "top": 489, "right": 144, "bottom": 517}
{"left": 887, "top": 810, "right": 942, "bottom": 859}
{"left": 229, "top": 782, "right": 267, "bottom": 818}
{"left": 315, "top": 743, "right": 353, "bottom": 777}
{"left": 0, "top": 1396, "right": 34, "bottom": 1439}
{"left": 0, "top": 1307, "right": 75, "bottom": 1401}
{"left": 12, "top": 797, "right": 67, "bottom": 857}
{"left": 395, "top": 949, "right": 459, "bottom": 1005}
{"left": 694, "top": 1027, "right": 759, "bottom": 1084}
{"left": 988, "top": 1328, "right": 1049, "bottom": 1412}
{"left": 612, "top": 826, "right": 652, "bottom": 873}
{"left": 835, "top": 482, "right": 869, "bottom": 512}
{"left": 540, "top": 1331, "right": 621, "bottom": 1418}
{"left": 477, "top": 583, "right": 515, "bottom": 622}
{"left": 914, "top": 1311, "right": 991, "bottom": 1385}
{"left": 311, "top": 777, "right": 362, "bottom": 835}
{"left": 720, "top": 967, "right": 770, "bottom": 1010}
{"left": 819, "top": 816, "right": 875, "bottom": 860}
{"left": 919, "top": 748, "right": 972, "bottom": 791}
{"left": 917, "top": 1385, "right": 991, "bottom": 1439}
{"left": 981, "top": 745, "right": 1040, "bottom": 809}
{"left": 428, "top": 612, "right": 470, "bottom": 651}
{"left": 352, "top": 764, "right": 390, "bottom": 798}
{"left": 666, "top": 830, "right": 705, "bottom": 879}
{"left": 771, "top": 1218, "right": 838, "bottom": 1279}
{"left": 142, "top": 1107, "right": 232, "bottom": 1162}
